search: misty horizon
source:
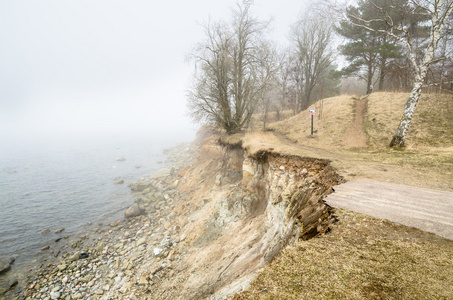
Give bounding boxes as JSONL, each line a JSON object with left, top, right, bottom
{"left": 0, "top": 0, "right": 309, "bottom": 142}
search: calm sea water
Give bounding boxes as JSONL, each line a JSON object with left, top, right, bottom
{"left": 0, "top": 132, "right": 190, "bottom": 270}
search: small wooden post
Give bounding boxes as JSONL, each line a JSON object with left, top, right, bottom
{"left": 309, "top": 108, "right": 315, "bottom": 136}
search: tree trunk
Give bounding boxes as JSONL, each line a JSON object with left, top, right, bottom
{"left": 379, "top": 57, "right": 386, "bottom": 91}
{"left": 389, "top": 0, "right": 449, "bottom": 147}
{"left": 366, "top": 61, "right": 373, "bottom": 94}
{"left": 389, "top": 81, "right": 423, "bottom": 147}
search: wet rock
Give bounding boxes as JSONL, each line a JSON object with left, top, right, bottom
{"left": 116, "top": 157, "right": 126, "bottom": 161}
{"left": 124, "top": 203, "right": 144, "bottom": 219}
{"left": 38, "top": 229, "right": 50, "bottom": 234}
{"left": 129, "top": 180, "right": 151, "bottom": 193}
{"left": 114, "top": 180, "right": 125, "bottom": 184}
{"left": 0, "top": 257, "right": 14, "bottom": 275}
{"left": 68, "top": 251, "right": 81, "bottom": 262}
{"left": 53, "top": 228, "right": 65, "bottom": 234}
{"left": 0, "top": 277, "right": 17, "bottom": 295}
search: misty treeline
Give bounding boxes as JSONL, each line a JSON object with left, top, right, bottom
{"left": 187, "top": 0, "right": 453, "bottom": 146}
{"left": 187, "top": 2, "right": 339, "bottom": 134}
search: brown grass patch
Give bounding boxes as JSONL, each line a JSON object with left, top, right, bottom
{"left": 366, "top": 92, "right": 453, "bottom": 149}
{"left": 269, "top": 95, "right": 356, "bottom": 149}
{"left": 235, "top": 209, "right": 453, "bottom": 300}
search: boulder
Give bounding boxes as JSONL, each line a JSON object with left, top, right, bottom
{"left": 0, "top": 257, "right": 14, "bottom": 275}
{"left": 129, "top": 181, "right": 151, "bottom": 193}
{"left": 124, "top": 203, "right": 144, "bottom": 219}
{"left": 0, "top": 276, "right": 17, "bottom": 295}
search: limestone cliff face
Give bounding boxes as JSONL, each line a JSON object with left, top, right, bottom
{"left": 152, "top": 132, "right": 343, "bottom": 299}
{"left": 221, "top": 145, "right": 343, "bottom": 263}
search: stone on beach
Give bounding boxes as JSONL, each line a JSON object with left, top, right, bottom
{"left": 38, "top": 229, "right": 50, "bottom": 234}
{"left": 50, "top": 290, "right": 60, "bottom": 299}
{"left": 0, "top": 276, "right": 18, "bottom": 295}
{"left": 124, "top": 203, "right": 144, "bottom": 219}
{"left": 17, "top": 143, "right": 193, "bottom": 300}
{"left": 0, "top": 257, "right": 14, "bottom": 275}
{"left": 153, "top": 248, "right": 164, "bottom": 257}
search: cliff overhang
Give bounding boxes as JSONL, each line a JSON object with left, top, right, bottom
{"left": 151, "top": 129, "right": 345, "bottom": 299}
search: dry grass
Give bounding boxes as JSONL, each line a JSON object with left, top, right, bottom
{"left": 235, "top": 209, "right": 453, "bottom": 300}
{"left": 227, "top": 92, "right": 453, "bottom": 299}
{"left": 236, "top": 92, "right": 453, "bottom": 190}
{"left": 366, "top": 92, "right": 453, "bottom": 149}
{"left": 267, "top": 92, "right": 453, "bottom": 151}
{"left": 269, "top": 95, "right": 356, "bottom": 149}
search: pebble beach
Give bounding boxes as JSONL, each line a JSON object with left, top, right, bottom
{"left": 1, "top": 143, "right": 194, "bottom": 300}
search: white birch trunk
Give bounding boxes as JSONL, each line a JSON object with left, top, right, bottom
{"left": 390, "top": 0, "right": 451, "bottom": 147}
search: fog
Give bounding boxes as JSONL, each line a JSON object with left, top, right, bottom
{"left": 0, "top": 0, "right": 308, "bottom": 144}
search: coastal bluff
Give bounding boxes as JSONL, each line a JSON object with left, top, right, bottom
{"left": 16, "top": 129, "right": 342, "bottom": 300}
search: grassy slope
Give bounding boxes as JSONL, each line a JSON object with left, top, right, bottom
{"left": 235, "top": 210, "right": 453, "bottom": 300}
{"left": 249, "top": 92, "right": 453, "bottom": 191}
{"left": 232, "top": 92, "right": 453, "bottom": 299}
{"left": 269, "top": 92, "right": 453, "bottom": 150}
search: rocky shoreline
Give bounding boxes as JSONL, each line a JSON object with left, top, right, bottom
{"left": 1, "top": 142, "right": 195, "bottom": 300}
{"left": 2, "top": 129, "right": 342, "bottom": 300}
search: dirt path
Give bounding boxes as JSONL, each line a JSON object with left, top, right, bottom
{"left": 271, "top": 131, "right": 453, "bottom": 191}
{"left": 342, "top": 97, "right": 368, "bottom": 148}
{"left": 325, "top": 179, "right": 453, "bottom": 240}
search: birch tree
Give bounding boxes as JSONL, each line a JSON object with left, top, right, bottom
{"left": 341, "top": 0, "right": 453, "bottom": 147}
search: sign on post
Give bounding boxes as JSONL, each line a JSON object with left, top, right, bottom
{"left": 309, "top": 108, "right": 315, "bottom": 135}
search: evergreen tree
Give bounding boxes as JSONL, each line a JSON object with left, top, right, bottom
{"left": 336, "top": 0, "right": 405, "bottom": 92}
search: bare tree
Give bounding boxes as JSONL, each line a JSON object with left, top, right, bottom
{"left": 187, "top": 3, "right": 273, "bottom": 134}
{"left": 338, "top": 0, "right": 453, "bottom": 147}
{"left": 256, "top": 42, "right": 279, "bottom": 130}
{"left": 291, "top": 14, "right": 335, "bottom": 111}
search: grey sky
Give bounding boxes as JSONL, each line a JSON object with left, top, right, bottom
{"left": 0, "top": 0, "right": 308, "bottom": 141}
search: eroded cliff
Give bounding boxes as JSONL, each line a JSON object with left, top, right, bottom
{"left": 146, "top": 130, "right": 344, "bottom": 299}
